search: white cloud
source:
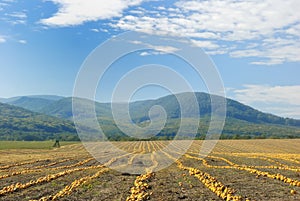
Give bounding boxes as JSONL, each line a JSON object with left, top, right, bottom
{"left": 129, "top": 40, "right": 143, "bottom": 45}
{"left": 0, "top": 36, "right": 6, "bottom": 43}
{"left": 140, "top": 51, "right": 151, "bottom": 56}
{"left": 40, "top": 0, "right": 144, "bottom": 27}
{"left": 231, "top": 37, "right": 300, "bottom": 65}
{"left": 90, "top": 28, "right": 99, "bottom": 33}
{"left": 147, "top": 45, "right": 179, "bottom": 53}
{"left": 263, "top": 107, "right": 300, "bottom": 119}
{"left": 285, "top": 24, "right": 300, "bottom": 36}
{"left": 157, "top": 6, "right": 166, "bottom": 10}
{"left": 129, "top": 10, "right": 144, "bottom": 15}
{"left": 91, "top": 28, "right": 109, "bottom": 33}
{"left": 128, "top": 39, "right": 179, "bottom": 53}
{"left": 3, "top": 11, "right": 27, "bottom": 25}
{"left": 37, "top": 0, "right": 300, "bottom": 65}
{"left": 112, "top": 0, "right": 300, "bottom": 64}
{"left": 234, "top": 85, "right": 300, "bottom": 106}
{"left": 18, "top": 40, "right": 27, "bottom": 44}
{"left": 7, "top": 11, "right": 27, "bottom": 19}
{"left": 139, "top": 49, "right": 173, "bottom": 56}
{"left": 175, "top": 0, "right": 300, "bottom": 37}
{"left": 0, "top": 1, "right": 12, "bottom": 8}
{"left": 231, "top": 85, "right": 300, "bottom": 118}
{"left": 190, "top": 40, "right": 220, "bottom": 50}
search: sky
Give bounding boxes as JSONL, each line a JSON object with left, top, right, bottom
{"left": 0, "top": 0, "right": 300, "bottom": 119}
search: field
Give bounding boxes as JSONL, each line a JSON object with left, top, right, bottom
{"left": 0, "top": 141, "right": 78, "bottom": 150}
{"left": 0, "top": 139, "right": 300, "bottom": 201}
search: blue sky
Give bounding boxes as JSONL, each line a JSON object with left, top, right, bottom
{"left": 0, "top": 0, "right": 300, "bottom": 118}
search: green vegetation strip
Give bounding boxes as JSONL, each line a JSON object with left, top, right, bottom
{"left": 0, "top": 141, "right": 79, "bottom": 150}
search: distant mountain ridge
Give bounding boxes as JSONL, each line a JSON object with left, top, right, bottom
{"left": 1, "top": 92, "right": 300, "bottom": 140}
{"left": 10, "top": 92, "right": 297, "bottom": 126}
{"left": 7, "top": 97, "right": 55, "bottom": 112}
{"left": 0, "top": 95, "right": 64, "bottom": 112}
{"left": 39, "top": 97, "right": 112, "bottom": 120}
{"left": 0, "top": 95, "right": 63, "bottom": 103}
{"left": 128, "top": 92, "right": 300, "bottom": 127}
{"left": 0, "top": 102, "right": 77, "bottom": 141}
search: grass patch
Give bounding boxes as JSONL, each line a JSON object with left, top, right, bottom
{"left": 0, "top": 141, "right": 79, "bottom": 149}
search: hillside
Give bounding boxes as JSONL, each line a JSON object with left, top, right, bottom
{"left": 129, "top": 92, "right": 300, "bottom": 127}
{"left": 0, "top": 95, "right": 64, "bottom": 112}
{"left": 0, "top": 95, "right": 63, "bottom": 103}
{"left": 40, "top": 97, "right": 112, "bottom": 120}
{"left": 6, "top": 97, "right": 55, "bottom": 112}
{"left": 0, "top": 102, "right": 77, "bottom": 141}
{"left": 31, "top": 92, "right": 300, "bottom": 140}
{"left": 36, "top": 92, "right": 300, "bottom": 127}
{"left": 1, "top": 92, "right": 300, "bottom": 140}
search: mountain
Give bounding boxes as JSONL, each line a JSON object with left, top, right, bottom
{"left": 129, "top": 92, "right": 300, "bottom": 127}
{"left": 39, "top": 92, "right": 300, "bottom": 126}
{"left": 0, "top": 97, "right": 21, "bottom": 103}
{"left": 1, "top": 92, "right": 300, "bottom": 140}
{"left": 27, "top": 92, "right": 300, "bottom": 140}
{"left": 26, "top": 95, "right": 64, "bottom": 101}
{"left": 7, "top": 97, "right": 55, "bottom": 112}
{"left": 0, "top": 102, "right": 77, "bottom": 141}
{"left": 0, "top": 95, "right": 64, "bottom": 112}
{"left": 0, "top": 95, "right": 63, "bottom": 103}
{"left": 124, "top": 92, "right": 300, "bottom": 139}
{"left": 39, "top": 97, "right": 112, "bottom": 120}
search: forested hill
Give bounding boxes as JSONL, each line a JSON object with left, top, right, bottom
{"left": 128, "top": 92, "right": 300, "bottom": 127}
{"left": 0, "top": 102, "right": 77, "bottom": 141}
{"left": 1, "top": 92, "right": 300, "bottom": 140}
